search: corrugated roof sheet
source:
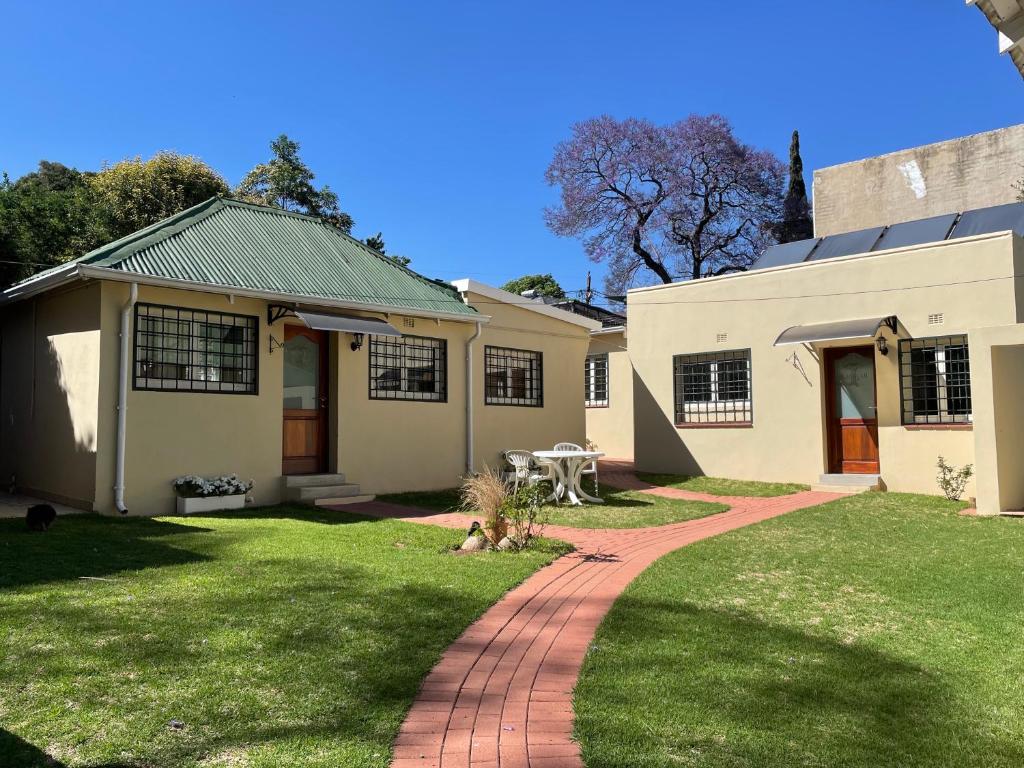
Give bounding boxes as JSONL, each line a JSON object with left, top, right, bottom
{"left": 56, "top": 197, "right": 477, "bottom": 317}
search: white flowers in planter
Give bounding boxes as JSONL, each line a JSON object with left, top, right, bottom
{"left": 172, "top": 474, "right": 254, "bottom": 515}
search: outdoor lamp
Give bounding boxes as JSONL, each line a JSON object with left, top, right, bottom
{"left": 351, "top": 332, "right": 365, "bottom": 351}
{"left": 876, "top": 336, "right": 888, "bottom": 356}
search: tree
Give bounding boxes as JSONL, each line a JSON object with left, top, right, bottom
{"left": 500, "top": 273, "right": 565, "bottom": 298}
{"left": 90, "top": 152, "right": 229, "bottom": 242}
{"left": 773, "top": 130, "right": 814, "bottom": 243}
{"left": 545, "top": 114, "right": 785, "bottom": 293}
{"left": 235, "top": 134, "right": 353, "bottom": 233}
{"left": 363, "top": 231, "right": 411, "bottom": 266}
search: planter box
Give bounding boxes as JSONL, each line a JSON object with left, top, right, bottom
{"left": 176, "top": 494, "right": 246, "bottom": 515}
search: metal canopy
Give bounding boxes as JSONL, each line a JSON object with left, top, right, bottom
{"left": 293, "top": 310, "right": 402, "bottom": 337}
{"left": 774, "top": 315, "right": 897, "bottom": 347}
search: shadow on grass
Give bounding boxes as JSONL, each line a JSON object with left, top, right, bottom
{"left": 0, "top": 514, "right": 214, "bottom": 590}
{"left": 578, "top": 596, "right": 1024, "bottom": 767}
{"left": 192, "top": 503, "right": 374, "bottom": 525}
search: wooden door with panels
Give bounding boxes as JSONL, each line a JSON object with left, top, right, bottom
{"left": 824, "top": 346, "right": 880, "bottom": 474}
{"left": 282, "top": 325, "right": 329, "bottom": 475}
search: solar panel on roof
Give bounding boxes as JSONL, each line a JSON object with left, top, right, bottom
{"left": 871, "top": 213, "right": 958, "bottom": 252}
{"left": 949, "top": 202, "right": 1024, "bottom": 239}
{"left": 750, "top": 238, "right": 820, "bottom": 270}
{"left": 806, "top": 226, "right": 885, "bottom": 261}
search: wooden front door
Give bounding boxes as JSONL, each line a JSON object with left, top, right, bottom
{"left": 825, "top": 346, "right": 880, "bottom": 474}
{"left": 282, "top": 325, "right": 329, "bottom": 475}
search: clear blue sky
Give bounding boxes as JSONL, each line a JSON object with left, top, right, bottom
{"left": 3, "top": 1, "right": 1022, "bottom": 303}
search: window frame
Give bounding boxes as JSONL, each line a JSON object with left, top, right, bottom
{"left": 132, "top": 302, "right": 259, "bottom": 395}
{"left": 585, "top": 353, "right": 609, "bottom": 408}
{"left": 673, "top": 349, "right": 753, "bottom": 426}
{"left": 368, "top": 334, "right": 448, "bottom": 403}
{"left": 899, "top": 335, "right": 972, "bottom": 426}
{"left": 484, "top": 345, "right": 543, "bottom": 407}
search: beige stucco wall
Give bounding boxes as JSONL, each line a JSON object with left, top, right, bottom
{"left": 467, "top": 291, "right": 591, "bottom": 474}
{"left": 0, "top": 282, "right": 102, "bottom": 508}
{"left": 813, "top": 124, "right": 1024, "bottom": 237}
{"left": 584, "top": 330, "right": 634, "bottom": 459}
{"left": 82, "top": 281, "right": 590, "bottom": 513}
{"left": 629, "top": 232, "right": 1021, "bottom": 496}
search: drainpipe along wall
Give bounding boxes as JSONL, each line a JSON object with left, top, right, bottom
{"left": 465, "top": 321, "right": 482, "bottom": 474}
{"left": 114, "top": 282, "right": 137, "bottom": 514}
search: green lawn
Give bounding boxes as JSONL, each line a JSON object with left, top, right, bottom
{"left": 574, "top": 492, "right": 1024, "bottom": 767}
{"left": 636, "top": 472, "right": 810, "bottom": 497}
{"left": 0, "top": 507, "right": 570, "bottom": 768}
{"left": 380, "top": 484, "right": 728, "bottom": 529}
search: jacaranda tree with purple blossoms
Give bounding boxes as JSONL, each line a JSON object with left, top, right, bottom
{"left": 545, "top": 114, "right": 785, "bottom": 293}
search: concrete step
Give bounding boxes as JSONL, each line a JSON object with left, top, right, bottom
{"left": 811, "top": 473, "right": 883, "bottom": 494}
{"left": 283, "top": 483, "right": 363, "bottom": 503}
{"left": 314, "top": 494, "right": 376, "bottom": 506}
{"left": 283, "top": 473, "right": 346, "bottom": 488}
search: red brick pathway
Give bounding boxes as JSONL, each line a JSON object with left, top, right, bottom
{"left": 338, "top": 462, "right": 840, "bottom": 768}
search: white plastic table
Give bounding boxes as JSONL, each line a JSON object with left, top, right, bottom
{"left": 532, "top": 449, "right": 605, "bottom": 505}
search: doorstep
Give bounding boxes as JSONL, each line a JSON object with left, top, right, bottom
{"left": 811, "top": 473, "right": 883, "bottom": 494}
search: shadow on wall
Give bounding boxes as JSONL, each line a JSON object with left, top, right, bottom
{"left": 631, "top": 367, "right": 702, "bottom": 475}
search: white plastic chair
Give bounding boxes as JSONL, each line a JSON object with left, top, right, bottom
{"left": 504, "top": 450, "right": 560, "bottom": 501}
{"left": 554, "top": 442, "right": 598, "bottom": 496}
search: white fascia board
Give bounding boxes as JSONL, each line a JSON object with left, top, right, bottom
{"left": 80, "top": 267, "right": 490, "bottom": 324}
{"left": 0, "top": 262, "right": 83, "bottom": 304}
{"left": 451, "top": 278, "right": 603, "bottom": 331}
{"left": 999, "top": 13, "right": 1024, "bottom": 52}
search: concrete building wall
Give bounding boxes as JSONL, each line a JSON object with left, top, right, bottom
{"left": 628, "top": 232, "right": 1020, "bottom": 496}
{"left": 584, "top": 330, "right": 634, "bottom": 459}
{"left": 813, "top": 124, "right": 1024, "bottom": 237}
{"left": 0, "top": 282, "right": 102, "bottom": 509}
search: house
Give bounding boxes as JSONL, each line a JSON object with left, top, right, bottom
{"left": 620, "top": 125, "right": 1024, "bottom": 514}
{"left": 0, "top": 197, "right": 599, "bottom": 515}
{"left": 970, "top": 0, "right": 1024, "bottom": 79}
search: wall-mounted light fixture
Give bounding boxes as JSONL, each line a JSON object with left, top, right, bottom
{"left": 876, "top": 336, "right": 888, "bottom": 356}
{"left": 351, "top": 332, "right": 365, "bottom": 351}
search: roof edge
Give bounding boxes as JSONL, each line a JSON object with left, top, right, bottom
{"left": 451, "top": 278, "right": 603, "bottom": 330}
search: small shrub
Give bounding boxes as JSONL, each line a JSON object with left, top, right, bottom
{"left": 936, "top": 456, "right": 973, "bottom": 501}
{"left": 502, "top": 484, "right": 548, "bottom": 551}
{"left": 173, "top": 474, "right": 253, "bottom": 498}
{"left": 460, "top": 467, "right": 509, "bottom": 544}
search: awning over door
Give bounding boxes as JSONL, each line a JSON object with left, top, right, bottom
{"left": 774, "top": 315, "right": 897, "bottom": 346}
{"left": 293, "top": 310, "right": 402, "bottom": 337}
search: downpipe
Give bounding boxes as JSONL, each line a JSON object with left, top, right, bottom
{"left": 114, "top": 283, "right": 137, "bottom": 514}
{"left": 465, "top": 321, "right": 482, "bottom": 475}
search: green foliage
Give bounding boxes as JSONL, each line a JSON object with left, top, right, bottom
{"left": 936, "top": 455, "right": 974, "bottom": 501}
{"left": 235, "top": 134, "right": 354, "bottom": 233}
{"left": 89, "top": 152, "right": 229, "bottom": 242}
{"left": 500, "top": 273, "right": 566, "bottom": 298}
{"left": 774, "top": 129, "right": 814, "bottom": 244}
{"left": 364, "top": 231, "right": 412, "bottom": 266}
{"left": 501, "top": 484, "right": 549, "bottom": 549}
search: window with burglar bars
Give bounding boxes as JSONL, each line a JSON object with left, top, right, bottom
{"left": 899, "top": 335, "right": 971, "bottom": 424}
{"left": 585, "top": 354, "right": 609, "bottom": 407}
{"left": 485, "top": 346, "right": 543, "bottom": 407}
{"left": 134, "top": 303, "right": 258, "bottom": 393}
{"left": 369, "top": 335, "right": 447, "bottom": 402}
{"left": 673, "top": 349, "right": 752, "bottom": 424}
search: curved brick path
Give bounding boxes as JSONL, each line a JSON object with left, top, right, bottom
{"left": 338, "top": 462, "right": 840, "bottom": 768}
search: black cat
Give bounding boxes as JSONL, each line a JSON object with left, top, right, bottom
{"left": 26, "top": 504, "right": 56, "bottom": 532}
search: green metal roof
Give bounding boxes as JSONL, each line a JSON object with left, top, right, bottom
{"left": 50, "top": 197, "right": 478, "bottom": 318}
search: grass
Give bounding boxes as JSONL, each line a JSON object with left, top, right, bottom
{"left": 636, "top": 472, "right": 810, "bottom": 497}
{"left": 574, "top": 492, "right": 1024, "bottom": 767}
{"left": 0, "top": 506, "right": 570, "bottom": 768}
{"left": 380, "top": 483, "right": 729, "bottom": 529}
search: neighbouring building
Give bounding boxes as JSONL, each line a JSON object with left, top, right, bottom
{"left": 0, "top": 197, "right": 598, "bottom": 515}
{"left": 970, "top": 0, "right": 1024, "bottom": 79}
{"left": 622, "top": 126, "right": 1024, "bottom": 514}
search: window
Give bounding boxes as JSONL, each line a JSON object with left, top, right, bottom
{"left": 133, "top": 304, "right": 258, "bottom": 393}
{"left": 485, "top": 346, "right": 542, "bottom": 407}
{"left": 585, "top": 354, "right": 609, "bottom": 407}
{"left": 673, "top": 349, "right": 752, "bottom": 425}
{"left": 369, "top": 335, "right": 447, "bottom": 402}
{"left": 899, "top": 335, "right": 971, "bottom": 424}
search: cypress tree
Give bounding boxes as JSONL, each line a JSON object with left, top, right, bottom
{"left": 776, "top": 130, "right": 814, "bottom": 243}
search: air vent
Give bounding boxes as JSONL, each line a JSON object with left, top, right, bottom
{"left": 403, "top": 317, "right": 416, "bottom": 328}
{"left": 928, "top": 313, "right": 944, "bottom": 325}
{"left": 716, "top": 332, "right": 728, "bottom": 343}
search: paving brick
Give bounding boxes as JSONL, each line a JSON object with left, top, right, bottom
{"left": 349, "top": 463, "right": 840, "bottom": 767}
